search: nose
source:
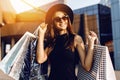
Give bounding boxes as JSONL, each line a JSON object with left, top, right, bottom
{"left": 59, "top": 18, "right": 65, "bottom": 22}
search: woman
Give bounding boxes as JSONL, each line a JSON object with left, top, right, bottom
{"left": 36, "top": 4, "right": 98, "bottom": 80}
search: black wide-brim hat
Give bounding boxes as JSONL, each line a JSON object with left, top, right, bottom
{"left": 45, "top": 4, "right": 73, "bottom": 25}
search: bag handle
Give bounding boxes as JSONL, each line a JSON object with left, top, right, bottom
{"left": 33, "top": 26, "right": 40, "bottom": 36}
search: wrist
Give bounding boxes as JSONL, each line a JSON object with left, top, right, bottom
{"left": 88, "top": 43, "right": 94, "bottom": 49}
{"left": 38, "top": 34, "right": 45, "bottom": 38}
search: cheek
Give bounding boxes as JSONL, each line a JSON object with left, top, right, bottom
{"left": 64, "top": 20, "right": 68, "bottom": 24}
{"left": 53, "top": 22, "right": 60, "bottom": 30}
{"left": 54, "top": 22, "right": 58, "bottom": 27}
{"left": 64, "top": 21, "right": 68, "bottom": 27}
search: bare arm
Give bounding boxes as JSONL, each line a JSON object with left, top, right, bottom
{"left": 75, "top": 31, "right": 97, "bottom": 71}
{"left": 36, "top": 22, "right": 48, "bottom": 63}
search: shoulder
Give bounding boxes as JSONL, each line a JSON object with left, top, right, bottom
{"left": 74, "top": 34, "right": 83, "bottom": 47}
{"left": 74, "top": 34, "right": 83, "bottom": 43}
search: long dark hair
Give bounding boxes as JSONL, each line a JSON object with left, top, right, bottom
{"left": 45, "top": 12, "right": 76, "bottom": 52}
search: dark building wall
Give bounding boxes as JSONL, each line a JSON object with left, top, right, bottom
{"left": 73, "top": 4, "right": 113, "bottom": 46}
{"left": 73, "top": 14, "right": 98, "bottom": 44}
{"left": 98, "top": 5, "right": 113, "bottom": 45}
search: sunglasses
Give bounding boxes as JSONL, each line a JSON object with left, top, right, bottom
{"left": 53, "top": 15, "right": 69, "bottom": 22}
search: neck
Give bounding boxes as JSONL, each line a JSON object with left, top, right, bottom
{"left": 59, "top": 29, "right": 68, "bottom": 35}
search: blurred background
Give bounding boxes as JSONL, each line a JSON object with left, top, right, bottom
{"left": 0, "top": 0, "right": 120, "bottom": 79}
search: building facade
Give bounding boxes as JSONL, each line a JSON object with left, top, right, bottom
{"left": 111, "top": 0, "right": 120, "bottom": 70}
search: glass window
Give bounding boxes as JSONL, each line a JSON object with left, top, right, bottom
{"left": 114, "top": 6, "right": 119, "bottom": 20}
{"left": 112, "top": 3, "right": 118, "bottom": 20}
{"left": 116, "top": 21, "right": 120, "bottom": 38}
{"left": 93, "top": 9, "right": 98, "bottom": 14}
{"left": 116, "top": 39, "right": 120, "bottom": 52}
{"left": 86, "top": 10, "right": 93, "bottom": 15}
{"left": 93, "top": 5, "right": 98, "bottom": 9}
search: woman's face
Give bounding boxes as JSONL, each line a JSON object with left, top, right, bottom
{"left": 52, "top": 11, "right": 68, "bottom": 31}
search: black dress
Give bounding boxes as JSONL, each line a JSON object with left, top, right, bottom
{"left": 48, "top": 34, "right": 78, "bottom": 80}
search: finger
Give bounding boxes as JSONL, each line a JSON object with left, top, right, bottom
{"left": 38, "top": 25, "right": 42, "bottom": 31}
{"left": 39, "top": 26, "right": 43, "bottom": 31}
{"left": 89, "top": 31, "right": 95, "bottom": 35}
{"left": 43, "top": 24, "right": 48, "bottom": 31}
{"left": 89, "top": 31, "right": 93, "bottom": 35}
{"left": 88, "top": 35, "right": 92, "bottom": 39}
{"left": 89, "top": 31, "right": 97, "bottom": 37}
{"left": 40, "top": 22, "right": 47, "bottom": 29}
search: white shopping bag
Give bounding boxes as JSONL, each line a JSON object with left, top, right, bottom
{"left": 96, "top": 46, "right": 116, "bottom": 80}
{"left": 0, "top": 32, "right": 36, "bottom": 80}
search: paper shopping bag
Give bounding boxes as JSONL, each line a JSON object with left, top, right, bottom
{"left": 77, "top": 45, "right": 116, "bottom": 80}
{"left": 96, "top": 46, "right": 116, "bottom": 80}
{"left": 9, "top": 35, "right": 31, "bottom": 79}
{"left": 0, "top": 32, "right": 36, "bottom": 80}
{"left": 19, "top": 27, "right": 48, "bottom": 80}
{"left": 0, "top": 69, "right": 14, "bottom": 80}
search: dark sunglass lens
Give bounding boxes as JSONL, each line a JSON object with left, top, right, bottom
{"left": 62, "top": 16, "right": 68, "bottom": 20}
{"left": 54, "top": 16, "right": 68, "bottom": 22}
{"left": 54, "top": 17, "right": 61, "bottom": 22}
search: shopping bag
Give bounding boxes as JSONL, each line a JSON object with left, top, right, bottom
{"left": 96, "top": 46, "right": 116, "bottom": 80}
{"left": 19, "top": 27, "right": 48, "bottom": 80}
{"left": 29, "top": 39, "right": 47, "bottom": 80}
{"left": 0, "top": 32, "right": 36, "bottom": 80}
{"left": 77, "top": 45, "right": 116, "bottom": 80}
{"left": 0, "top": 69, "right": 14, "bottom": 80}
{"left": 9, "top": 36, "right": 31, "bottom": 79}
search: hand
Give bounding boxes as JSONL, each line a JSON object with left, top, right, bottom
{"left": 88, "top": 31, "right": 98, "bottom": 44}
{"left": 38, "top": 22, "right": 47, "bottom": 36}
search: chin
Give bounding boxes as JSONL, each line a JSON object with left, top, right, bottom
{"left": 60, "top": 26, "right": 67, "bottom": 29}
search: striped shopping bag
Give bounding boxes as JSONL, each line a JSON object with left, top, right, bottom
{"left": 77, "top": 45, "right": 116, "bottom": 80}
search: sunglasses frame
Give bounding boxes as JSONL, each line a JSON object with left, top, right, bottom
{"left": 53, "top": 15, "right": 69, "bottom": 22}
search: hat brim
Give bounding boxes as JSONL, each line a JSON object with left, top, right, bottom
{"left": 45, "top": 4, "right": 73, "bottom": 25}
